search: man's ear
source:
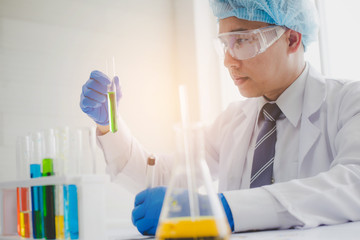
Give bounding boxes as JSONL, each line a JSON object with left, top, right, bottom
{"left": 286, "top": 29, "right": 303, "bottom": 53}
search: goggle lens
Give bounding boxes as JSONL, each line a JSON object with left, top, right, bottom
{"left": 216, "top": 26, "right": 286, "bottom": 60}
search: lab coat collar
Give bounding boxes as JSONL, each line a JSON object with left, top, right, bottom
{"left": 253, "top": 63, "right": 309, "bottom": 127}
{"left": 242, "top": 97, "right": 260, "bottom": 118}
{"left": 302, "top": 64, "right": 327, "bottom": 117}
{"left": 298, "top": 64, "right": 326, "bottom": 169}
{"left": 276, "top": 63, "right": 309, "bottom": 127}
{"left": 251, "top": 63, "right": 324, "bottom": 123}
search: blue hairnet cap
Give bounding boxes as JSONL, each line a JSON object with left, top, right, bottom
{"left": 209, "top": 0, "right": 319, "bottom": 50}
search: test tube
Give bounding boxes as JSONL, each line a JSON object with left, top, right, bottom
{"left": 41, "top": 130, "right": 56, "bottom": 240}
{"left": 30, "top": 132, "right": 44, "bottom": 239}
{"left": 54, "top": 127, "right": 70, "bottom": 239}
{"left": 16, "top": 136, "right": 31, "bottom": 238}
{"left": 146, "top": 155, "right": 156, "bottom": 188}
{"left": 67, "top": 185, "right": 79, "bottom": 240}
{"left": 18, "top": 188, "right": 31, "bottom": 238}
{"left": 42, "top": 158, "right": 56, "bottom": 239}
{"left": 65, "top": 128, "right": 83, "bottom": 240}
{"left": 30, "top": 164, "right": 43, "bottom": 239}
{"left": 107, "top": 57, "right": 118, "bottom": 133}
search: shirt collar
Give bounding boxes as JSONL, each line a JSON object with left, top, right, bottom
{"left": 257, "top": 62, "right": 309, "bottom": 127}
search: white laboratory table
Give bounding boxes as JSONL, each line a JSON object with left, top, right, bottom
{"left": 107, "top": 220, "right": 360, "bottom": 240}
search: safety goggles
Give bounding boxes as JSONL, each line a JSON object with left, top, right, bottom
{"left": 216, "top": 25, "right": 287, "bottom": 60}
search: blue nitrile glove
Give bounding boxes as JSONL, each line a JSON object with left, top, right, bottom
{"left": 80, "top": 70, "right": 122, "bottom": 125}
{"left": 132, "top": 186, "right": 166, "bottom": 235}
{"left": 131, "top": 187, "right": 235, "bottom": 236}
{"left": 219, "top": 193, "right": 234, "bottom": 232}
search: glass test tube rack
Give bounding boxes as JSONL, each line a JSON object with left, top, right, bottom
{"left": 0, "top": 175, "right": 109, "bottom": 240}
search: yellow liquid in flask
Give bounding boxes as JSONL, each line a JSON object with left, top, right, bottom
{"left": 156, "top": 217, "right": 230, "bottom": 240}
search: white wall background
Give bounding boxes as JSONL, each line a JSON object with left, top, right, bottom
{"left": 0, "top": 0, "right": 220, "bottom": 228}
{"left": 0, "top": 0, "right": 177, "bottom": 179}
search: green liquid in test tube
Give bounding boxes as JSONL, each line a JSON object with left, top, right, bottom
{"left": 42, "top": 158, "right": 56, "bottom": 239}
{"left": 107, "top": 89, "right": 118, "bottom": 133}
{"left": 107, "top": 57, "right": 118, "bottom": 133}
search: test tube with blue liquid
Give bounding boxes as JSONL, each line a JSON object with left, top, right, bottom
{"left": 107, "top": 57, "right": 118, "bottom": 133}
{"left": 64, "top": 128, "right": 89, "bottom": 240}
{"left": 30, "top": 164, "right": 44, "bottom": 238}
{"left": 30, "top": 132, "right": 44, "bottom": 239}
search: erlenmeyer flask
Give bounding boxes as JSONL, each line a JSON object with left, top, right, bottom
{"left": 156, "top": 123, "right": 231, "bottom": 240}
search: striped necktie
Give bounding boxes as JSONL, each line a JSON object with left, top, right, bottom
{"left": 250, "top": 103, "right": 282, "bottom": 188}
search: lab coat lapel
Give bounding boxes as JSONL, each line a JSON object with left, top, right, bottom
{"left": 225, "top": 99, "right": 258, "bottom": 190}
{"left": 298, "top": 66, "right": 326, "bottom": 171}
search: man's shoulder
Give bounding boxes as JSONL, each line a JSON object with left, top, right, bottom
{"left": 323, "top": 77, "right": 360, "bottom": 97}
{"left": 225, "top": 98, "right": 256, "bottom": 110}
{"left": 212, "top": 98, "right": 257, "bottom": 128}
{"left": 221, "top": 98, "right": 258, "bottom": 118}
{"left": 307, "top": 65, "right": 360, "bottom": 98}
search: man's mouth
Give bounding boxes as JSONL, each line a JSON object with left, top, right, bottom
{"left": 233, "top": 76, "right": 249, "bottom": 85}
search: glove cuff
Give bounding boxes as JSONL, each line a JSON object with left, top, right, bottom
{"left": 218, "top": 193, "right": 234, "bottom": 232}
{"left": 95, "top": 120, "right": 109, "bottom": 126}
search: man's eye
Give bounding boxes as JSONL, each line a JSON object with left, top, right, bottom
{"left": 235, "top": 38, "right": 253, "bottom": 45}
{"left": 236, "top": 38, "right": 248, "bottom": 43}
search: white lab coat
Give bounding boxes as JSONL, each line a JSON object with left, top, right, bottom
{"left": 97, "top": 64, "right": 360, "bottom": 232}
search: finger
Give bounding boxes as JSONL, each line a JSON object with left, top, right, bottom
{"left": 134, "top": 189, "right": 148, "bottom": 207}
{"left": 93, "top": 107, "right": 108, "bottom": 125}
{"left": 82, "top": 84, "right": 107, "bottom": 104}
{"left": 136, "top": 217, "right": 155, "bottom": 236}
{"left": 86, "top": 78, "right": 108, "bottom": 94}
{"left": 114, "top": 76, "right": 122, "bottom": 100}
{"left": 132, "top": 204, "right": 146, "bottom": 224}
{"left": 90, "top": 70, "right": 111, "bottom": 86}
{"left": 81, "top": 96, "right": 102, "bottom": 108}
{"left": 81, "top": 106, "right": 92, "bottom": 114}
{"left": 143, "top": 226, "right": 157, "bottom": 236}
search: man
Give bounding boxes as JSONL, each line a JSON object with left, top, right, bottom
{"left": 80, "top": 0, "right": 360, "bottom": 235}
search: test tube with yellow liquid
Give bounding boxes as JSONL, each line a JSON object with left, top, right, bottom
{"left": 107, "top": 57, "right": 118, "bottom": 133}
{"left": 155, "top": 86, "right": 231, "bottom": 240}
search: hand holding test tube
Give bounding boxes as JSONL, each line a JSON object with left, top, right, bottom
{"left": 80, "top": 57, "right": 122, "bottom": 132}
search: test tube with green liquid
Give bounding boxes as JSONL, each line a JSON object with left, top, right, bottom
{"left": 107, "top": 57, "right": 118, "bottom": 133}
{"left": 42, "top": 158, "right": 56, "bottom": 239}
{"left": 107, "top": 81, "right": 118, "bottom": 133}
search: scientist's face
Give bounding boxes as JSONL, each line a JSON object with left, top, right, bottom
{"left": 219, "top": 17, "right": 298, "bottom": 101}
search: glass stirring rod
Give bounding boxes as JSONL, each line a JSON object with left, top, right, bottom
{"left": 107, "top": 57, "right": 118, "bottom": 133}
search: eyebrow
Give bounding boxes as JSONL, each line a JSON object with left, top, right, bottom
{"left": 231, "top": 28, "right": 249, "bottom": 32}
{"left": 219, "top": 27, "right": 249, "bottom": 35}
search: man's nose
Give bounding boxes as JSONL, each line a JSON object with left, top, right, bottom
{"left": 224, "top": 50, "right": 242, "bottom": 69}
